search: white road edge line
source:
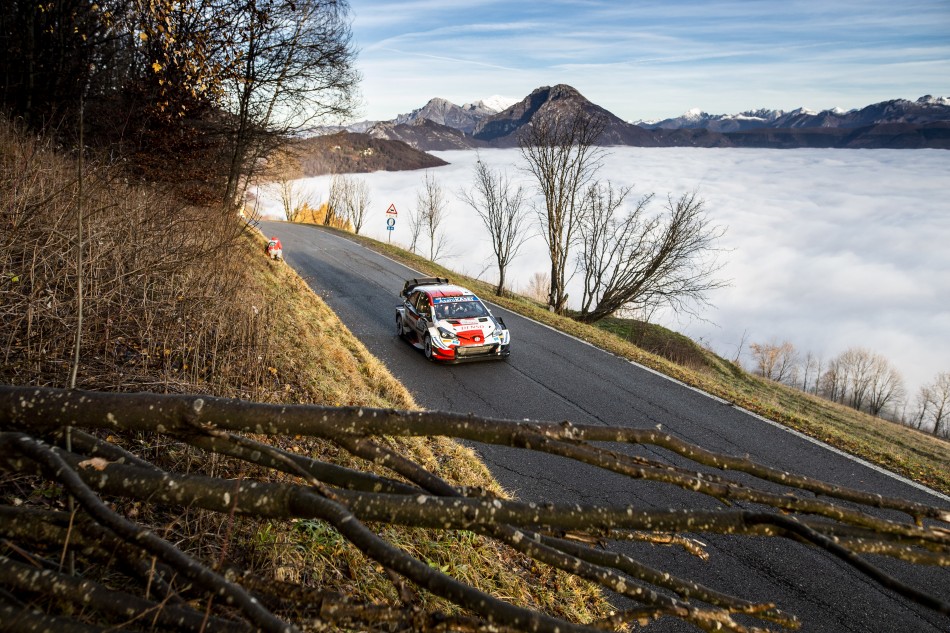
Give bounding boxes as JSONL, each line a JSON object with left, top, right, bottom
{"left": 316, "top": 225, "right": 950, "bottom": 505}
{"left": 515, "top": 310, "right": 950, "bottom": 505}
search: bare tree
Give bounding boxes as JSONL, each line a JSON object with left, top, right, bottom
{"left": 820, "top": 348, "right": 905, "bottom": 417}
{"left": 750, "top": 340, "right": 799, "bottom": 384}
{"left": 459, "top": 155, "right": 529, "bottom": 295}
{"left": 909, "top": 387, "right": 931, "bottom": 430}
{"left": 293, "top": 184, "right": 316, "bottom": 222}
{"left": 914, "top": 372, "right": 950, "bottom": 437}
{"left": 731, "top": 329, "right": 750, "bottom": 365}
{"left": 800, "top": 351, "right": 822, "bottom": 394}
{"left": 260, "top": 148, "right": 314, "bottom": 222}
{"left": 221, "top": 0, "right": 360, "bottom": 210}
{"left": 348, "top": 177, "right": 371, "bottom": 234}
{"left": 818, "top": 357, "right": 845, "bottom": 402}
{"left": 843, "top": 348, "right": 876, "bottom": 411}
{"left": 576, "top": 181, "right": 637, "bottom": 315}
{"left": 812, "top": 354, "right": 825, "bottom": 396}
{"left": 273, "top": 179, "right": 315, "bottom": 222}
{"left": 416, "top": 171, "right": 448, "bottom": 262}
{"left": 325, "top": 174, "right": 370, "bottom": 232}
{"left": 519, "top": 109, "right": 606, "bottom": 314}
{"left": 404, "top": 206, "right": 424, "bottom": 254}
{"left": 865, "top": 358, "right": 905, "bottom": 418}
{"left": 2, "top": 384, "right": 949, "bottom": 633}
{"left": 326, "top": 173, "right": 349, "bottom": 226}
{"left": 574, "top": 191, "right": 728, "bottom": 324}
{"left": 524, "top": 271, "right": 550, "bottom": 303}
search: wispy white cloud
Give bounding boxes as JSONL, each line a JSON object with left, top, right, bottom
{"left": 348, "top": 0, "right": 949, "bottom": 120}
{"left": 363, "top": 21, "right": 542, "bottom": 53}
{"left": 374, "top": 48, "right": 523, "bottom": 72}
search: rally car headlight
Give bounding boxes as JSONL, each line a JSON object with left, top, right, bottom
{"left": 437, "top": 327, "right": 458, "bottom": 343}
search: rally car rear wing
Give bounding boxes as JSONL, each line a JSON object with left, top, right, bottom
{"left": 401, "top": 277, "right": 450, "bottom": 297}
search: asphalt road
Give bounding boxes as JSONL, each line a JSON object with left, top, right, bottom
{"left": 262, "top": 220, "right": 950, "bottom": 633}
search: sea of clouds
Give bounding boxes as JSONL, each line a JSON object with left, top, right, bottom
{"left": 253, "top": 147, "right": 950, "bottom": 400}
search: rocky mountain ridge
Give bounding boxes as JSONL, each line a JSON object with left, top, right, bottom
{"left": 470, "top": 84, "right": 660, "bottom": 147}
{"left": 394, "top": 97, "right": 504, "bottom": 134}
{"left": 315, "top": 86, "right": 950, "bottom": 151}
{"left": 637, "top": 95, "right": 950, "bottom": 132}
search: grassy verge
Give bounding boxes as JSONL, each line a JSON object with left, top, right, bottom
{"left": 327, "top": 227, "right": 950, "bottom": 497}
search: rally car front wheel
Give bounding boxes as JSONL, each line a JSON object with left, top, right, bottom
{"left": 395, "top": 314, "right": 404, "bottom": 338}
{"left": 423, "top": 334, "right": 434, "bottom": 361}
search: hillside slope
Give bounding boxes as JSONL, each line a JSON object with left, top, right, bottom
{"left": 0, "top": 118, "right": 610, "bottom": 630}
{"left": 293, "top": 131, "right": 448, "bottom": 175}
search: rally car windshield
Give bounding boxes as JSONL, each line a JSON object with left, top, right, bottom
{"left": 434, "top": 299, "right": 489, "bottom": 320}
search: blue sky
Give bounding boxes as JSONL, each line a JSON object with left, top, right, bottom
{"left": 347, "top": 0, "right": 950, "bottom": 122}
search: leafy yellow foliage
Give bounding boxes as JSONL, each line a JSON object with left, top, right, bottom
{"left": 291, "top": 201, "right": 353, "bottom": 230}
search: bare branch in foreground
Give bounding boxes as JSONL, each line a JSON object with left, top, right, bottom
{"left": 1, "top": 384, "right": 948, "bottom": 633}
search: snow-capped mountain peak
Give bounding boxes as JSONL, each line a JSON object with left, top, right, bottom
{"left": 474, "top": 95, "right": 519, "bottom": 113}
{"left": 789, "top": 107, "right": 817, "bottom": 116}
{"left": 634, "top": 95, "right": 950, "bottom": 134}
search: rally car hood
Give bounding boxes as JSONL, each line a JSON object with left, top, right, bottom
{"left": 435, "top": 316, "right": 501, "bottom": 344}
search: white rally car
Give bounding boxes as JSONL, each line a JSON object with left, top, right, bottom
{"left": 395, "top": 277, "right": 511, "bottom": 362}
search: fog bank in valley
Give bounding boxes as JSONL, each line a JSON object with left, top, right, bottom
{"left": 255, "top": 147, "right": 950, "bottom": 397}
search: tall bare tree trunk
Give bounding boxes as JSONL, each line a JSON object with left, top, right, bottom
{"left": 519, "top": 109, "right": 606, "bottom": 314}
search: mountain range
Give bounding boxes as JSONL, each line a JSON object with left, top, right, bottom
{"left": 324, "top": 86, "right": 950, "bottom": 152}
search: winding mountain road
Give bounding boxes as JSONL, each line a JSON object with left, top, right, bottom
{"left": 261, "top": 220, "right": 949, "bottom": 633}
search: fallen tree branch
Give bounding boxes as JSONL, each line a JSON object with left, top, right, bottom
{"left": 4, "top": 386, "right": 943, "bottom": 521}
{"left": 5, "top": 433, "right": 297, "bottom": 633}
{"left": 0, "top": 554, "right": 247, "bottom": 633}
{"left": 1, "top": 384, "right": 948, "bottom": 632}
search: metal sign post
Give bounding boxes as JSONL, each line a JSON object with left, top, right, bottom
{"left": 385, "top": 203, "right": 397, "bottom": 243}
